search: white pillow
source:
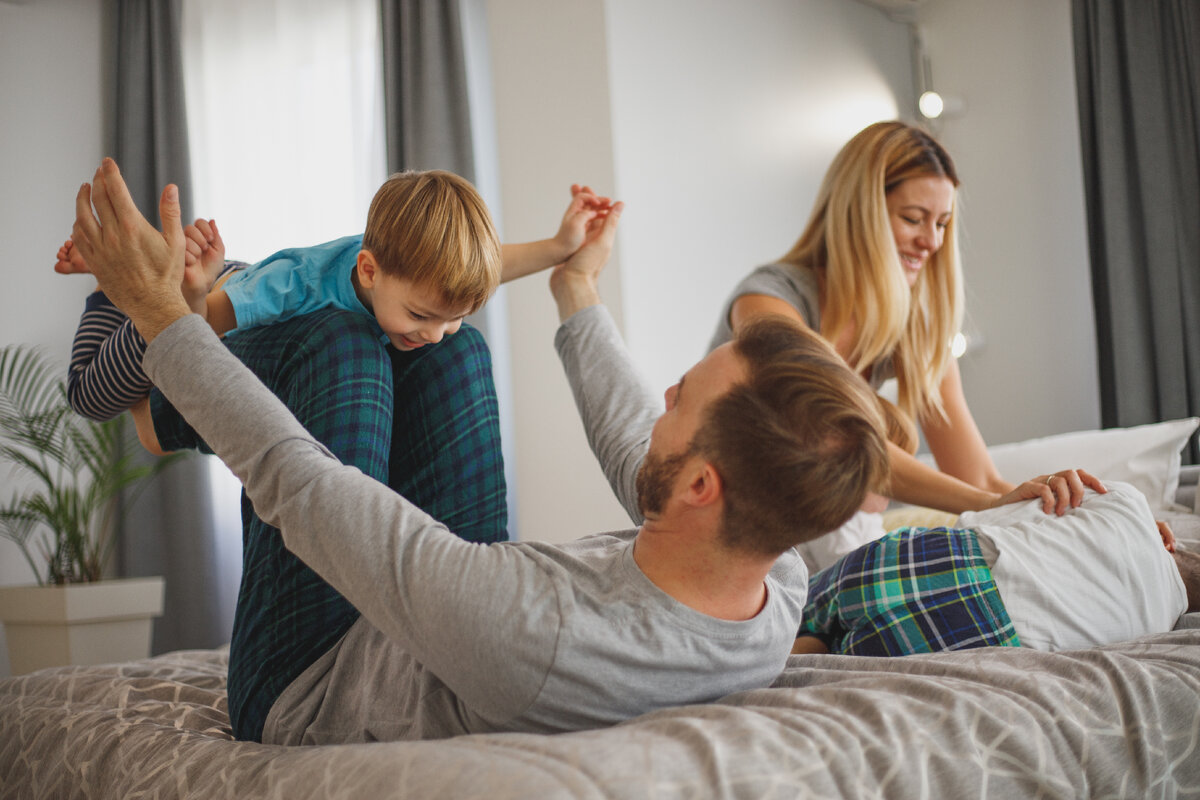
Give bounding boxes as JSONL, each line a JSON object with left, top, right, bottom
{"left": 980, "top": 418, "right": 1199, "bottom": 512}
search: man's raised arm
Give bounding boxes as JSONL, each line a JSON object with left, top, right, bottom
{"left": 547, "top": 204, "right": 661, "bottom": 523}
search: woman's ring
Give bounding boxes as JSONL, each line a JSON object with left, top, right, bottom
{"left": 1044, "top": 475, "right": 1054, "bottom": 485}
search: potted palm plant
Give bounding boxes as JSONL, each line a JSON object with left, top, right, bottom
{"left": 0, "top": 344, "right": 181, "bottom": 674}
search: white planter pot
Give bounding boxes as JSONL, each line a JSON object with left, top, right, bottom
{"left": 0, "top": 576, "right": 164, "bottom": 674}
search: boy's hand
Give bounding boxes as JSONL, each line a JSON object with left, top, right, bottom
{"left": 54, "top": 239, "right": 92, "bottom": 275}
{"left": 552, "top": 184, "right": 615, "bottom": 261}
{"left": 549, "top": 201, "right": 623, "bottom": 321}
{"left": 58, "top": 215, "right": 225, "bottom": 317}
{"left": 183, "top": 218, "right": 226, "bottom": 315}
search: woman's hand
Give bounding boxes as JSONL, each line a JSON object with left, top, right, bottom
{"left": 989, "top": 468, "right": 1106, "bottom": 515}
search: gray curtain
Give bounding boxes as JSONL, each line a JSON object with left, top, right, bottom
{"left": 1072, "top": 0, "right": 1200, "bottom": 460}
{"left": 111, "top": 0, "right": 232, "bottom": 654}
{"left": 380, "top": 0, "right": 477, "bottom": 178}
{"left": 113, "top": 0, "right": 194, "bottom": 227}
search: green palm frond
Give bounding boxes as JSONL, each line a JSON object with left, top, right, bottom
{"left": 0, "top": 344, "right": 185, "bottom": 585}
{"left": 0, "top": 346, "right": 62, "bottom": 419}
{"left": 0, "top": 507, "right": 45, "bottom": 579}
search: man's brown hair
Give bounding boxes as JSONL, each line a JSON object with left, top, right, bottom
{"left": 692, "top": 316, "right": 890, "bottom": 557}
{"left": 362, "top": 170, "right": 501, "bottom": 313}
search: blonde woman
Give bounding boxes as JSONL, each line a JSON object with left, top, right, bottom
{"left": 711, "top": 121, "right": 1020, "bottom": 529}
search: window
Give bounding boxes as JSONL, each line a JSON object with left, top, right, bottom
{"left": 181, "top": 0, "right": 386, "bottom": 261}
{"left": 179, "top": 0, "right": 389, "bottom": 580}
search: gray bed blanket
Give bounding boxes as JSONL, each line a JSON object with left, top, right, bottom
{"left": 2, "top": 628, "right": 1198, "bottom": 799}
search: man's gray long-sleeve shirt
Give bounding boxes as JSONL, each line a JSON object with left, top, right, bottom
{"left": 143, "top": 304, "right": 808, "bottom": 743}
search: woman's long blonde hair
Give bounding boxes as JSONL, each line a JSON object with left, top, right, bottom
{"left": 780, "top": 121, "right": 963, "bottom": 423}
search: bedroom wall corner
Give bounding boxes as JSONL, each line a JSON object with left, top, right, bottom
{"left": 0, "top": 0, "right": 111, "bottom": 677}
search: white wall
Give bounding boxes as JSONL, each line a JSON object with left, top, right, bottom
{"left": 486, "top": 0, "right": 1100, "bottom": 544}
{"left": 917, "top": 0, "right": 1099, "bottom": 445}
{"left": 605, "top": 0, "right": 911, "bottom": 397}
{"left": 488, "top": 0, "right": 911, "bottom": 543}
{"left": 484, "top": 0, "right": 632, "bottom": 542}
{"left": 0, "top": 0, "right": 110, "bottom": 676}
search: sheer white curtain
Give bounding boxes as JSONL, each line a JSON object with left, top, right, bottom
{"left": 181, "top": 0, "right": 387, "bottom": 261}
{"left": 178, "top": 0, "right": 389, "bottom": 632}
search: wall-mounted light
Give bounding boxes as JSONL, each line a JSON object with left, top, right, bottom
{"left": 950, "top": 327, "right": 984, "bottom": 359}
{"left": 950, "top": 332, "right": 969, "bottom": 358}
{"left": 918, "top": 90, "right": 944, "bottom": 119}
{"left": 912, "top": 26, "right": 964, "bottom": 121}
{"left": 917, "top": 90, "right": 965, "bottom": 120}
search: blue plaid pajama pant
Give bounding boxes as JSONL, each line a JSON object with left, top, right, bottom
{"left": 798, "top": 526, "right": 1020, "bottom": 656}
{"left": 151, "top": 309, "right": 507, "bottom": 741}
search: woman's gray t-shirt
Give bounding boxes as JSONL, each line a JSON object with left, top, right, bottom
{"left": 708, "top": 262, "right": 893, "bottom": 389}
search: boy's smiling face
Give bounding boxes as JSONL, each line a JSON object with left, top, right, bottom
{"left": 368, "top": 273, "right": 471, "bottom": 351}
{"left": 354, "top": 250, "right": 472, "bottom": 350}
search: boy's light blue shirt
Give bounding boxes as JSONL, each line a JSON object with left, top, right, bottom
{"left": 223, "top": 235, "right": 380, "bottom": 338}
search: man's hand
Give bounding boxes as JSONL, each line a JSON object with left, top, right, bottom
{"left": 71, "top": 158, "right": 193, "bottom": 342}
{"left": 552, "top": 184, "right": 615, "bottom": 260}
{"left": 988, "top": 468, "right": 1106, "bottom": 516}
{"left": 548, "top": 200, "right": 623, "bottom": 322}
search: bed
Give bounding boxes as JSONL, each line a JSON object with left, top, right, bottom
{"left": 3, "top": 420, "right": 1199, "bottom": 799}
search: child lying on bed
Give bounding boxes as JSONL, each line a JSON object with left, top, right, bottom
{"left": 793, "top": 479, "right": 1200, "bottom": 655}
{"left": 56, "top": 173, "right": 612, "bottom": 421}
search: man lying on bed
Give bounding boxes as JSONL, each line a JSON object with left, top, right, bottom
{"left": 793, "top": 479, "right": 1199, "bottom": 657}
{"left": 71, "top": 158, "right": 1090, "bottom": 743}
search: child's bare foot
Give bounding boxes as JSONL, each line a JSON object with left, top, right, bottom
{"left": 53, "top": 239, "right": 92, "bottom": 275}
{"left": 182, "top": 218, "right": 227, "bottom": 315}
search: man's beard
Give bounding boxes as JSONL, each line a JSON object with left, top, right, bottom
{"left": 635, "top": 448, "right": 691, "bottom": 517}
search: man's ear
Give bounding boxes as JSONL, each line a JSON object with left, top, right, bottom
{"left": 683, "top": 460, "right": 723, "bottom": 509}
{"left": 356, "top": 250, "right": 380, "bottom": 289}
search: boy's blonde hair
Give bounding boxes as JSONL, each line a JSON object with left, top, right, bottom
{"left": 362, "top": 170, "right": 502, "bottom": 314}
{"left": 781, "top": 121, "right": 963, "bottom": 424}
